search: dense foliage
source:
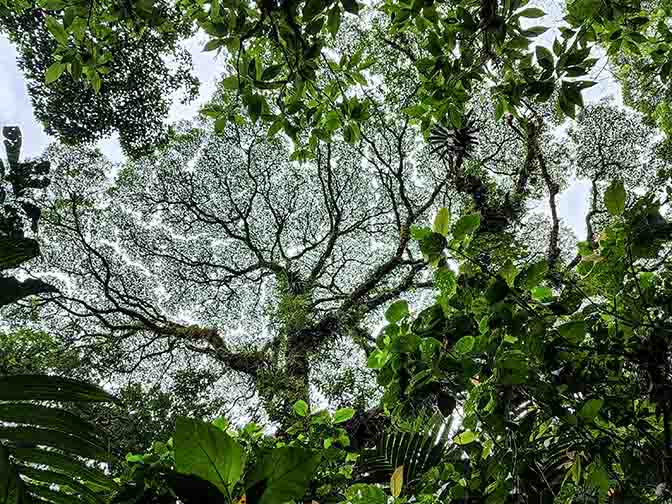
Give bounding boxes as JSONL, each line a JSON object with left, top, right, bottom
{"left": 2, "top": 0, "right": 672, "bottom": 503}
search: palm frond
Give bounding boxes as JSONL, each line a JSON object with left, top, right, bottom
{"left": 0, "top": 374, "right": 119, "bottom": 504}
{"left": 355, "top": 413, "right": 455, "bottom": 492}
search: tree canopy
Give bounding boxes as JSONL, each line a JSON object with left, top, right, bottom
{"left": 2, "top": 0, "right": 672, "bottom": 503}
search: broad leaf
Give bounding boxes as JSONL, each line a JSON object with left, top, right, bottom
{"left": 432, "top": 208, "right": 450, "bottom": 237}
{"left": 246, "top": 447, "right": 321, "bottom": 504}
{"left": 175, "top": 417, "right": 246, "bottom": 496}
{"left": 385, "top": 300, "right": 409, "bottom": 323}
{"left": 604, "top": 179, "right": 626, "bottom": 215}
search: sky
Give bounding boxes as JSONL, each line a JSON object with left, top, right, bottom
{"left": 0, "top": 2, "right": 621, "bottom": 241}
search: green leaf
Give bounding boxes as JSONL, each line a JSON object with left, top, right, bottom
{"left": 204, "top": 39, "right": 224, "bottom": 52}
{"left": 452, "top": 213, "right": 480, "bottom": 241}
{"left": 90, "top": 71, "right": 101, "bottom": 94}
{"left": 385, "top": 300, "right": 409, "bottom": 323}
{"left": 557, "top": 320, "right": 585, "bottom": 344}
{"left": 604, "top": 179, "right": 626, "bottom": 215}
{"left": 345, "top": 484, "right": 387, "bottom": 504}
{"left": 45, "top": 63, "right": 65, "bottom": 84}
{"left": 433, "top": 207, "right": 450, "bottom": 237}
{"left": 367, "top": 350, "right": 388, "bottom": 369}
{"left": 221, "top": 76, "right": 239, "bottom": 90}
{"left": 531, "top": 286, "right": 553, "bottom": 301}
{"left": 518, "top": 260, "right": 548, "bottom": 290}
{"left": 46, "top": 16, "right": 68, "bottom": 45}
{"left": 327, "top": 7, "right": 341, "bottom": 36}
{"left": 454, "top": 335, "right": 475, "bottom": 354}
{"left": 261, "top": 64, "right": 283, "bottom": 81}
{"left": 333, "top": 407, "right": 355, "bottom": 423}
{"left": 453, "top": 430, "right": 477, "bottom": 445}
{"left": 302, "top": 0, "right": 323, "bottom": 21}
{"left": 568, "top": 0, "right": 601, "bottom": 19}
{"left": 215, "top": 116, "right": 227, "bottom": 133}
{"left": 293, "top": 400, "right": 309, "bottom": 417}
{"left": 246, "top": 447, "right": 321, "bottom": 504}
{"left": 174, "top": 416, "right": 246, "bottom": 495}
{"left": 517, "top": 7, "right": 545, "bottom": 17}
{"left": 535, "top": 46, "right": 554, "bottom": 69}
{"left": 0, "top": 375, "right": 116, "bottom": 402}
{"left": 579, "top": 398, "right": 603, "bottom": 421}
{"left": 500, "top": 259, "right": 518, "bottom": 287}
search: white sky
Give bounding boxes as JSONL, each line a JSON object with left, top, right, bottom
{"left": 0, "top": 0, "right": 621, "bottom": 241}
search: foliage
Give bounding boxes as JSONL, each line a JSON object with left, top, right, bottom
{"left": 0, "top": 374, "right": 119, "bottom": 504}
{"left": 0, "top": 126, "right": 55, "bottom": 307}
{"left": 0, "top": 3, "right": 199, "bottom": 158}
{"left": 369, "top": 189, "right": 672, "bottom": 501}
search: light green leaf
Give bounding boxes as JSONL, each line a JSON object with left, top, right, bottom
{"left": 452, "top": 213, "right": 480, "bottom": 241}
{"left": 90, "top": 71, "right": 101, "bottom": 93}
{"left": 531, "top": 286, "right": 553, "bottom": 301}
{"left": 454, "top": 336, "right": 475, "bottom": 354}
{"left": 604, "top": 179, "right": 626, "bottom": 215}
{"left": 367, "top": 349, "right": 388, "bottom": 369}
{"left": 454, "top": 430, "right": 477, "bottom": 445}
{"left": 293, "top": 400, "right": 309, "bottom": 417}
{"left": 333, "top": 407, "right": 355, "bottom": 423}
{"left": 433, "top": 207, "right": 451, "bottom": 237}
{"left": 46, "top": 16, "right": 68, "bottom": 45}
{"left": 385, "top": 300, "right": 409, "bottom": 323}
{"left": 174, "top": 417, "right": 245, "bottom": 495}
{"left": 45, "top": 63, "right": 65, "bottom": 84}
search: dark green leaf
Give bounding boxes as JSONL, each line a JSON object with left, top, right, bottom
{"left": 385, "top": 300, "right": 409, "bottom": 323}
{"left": 452, "top": 213, "right": 480, "bottom": 241}
{"left": 246, "top": 447, "right": 321, "bottom": 504}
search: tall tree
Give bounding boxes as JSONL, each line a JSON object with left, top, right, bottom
{"left": 0, "top": 1, "right": 199, "bottom": 158}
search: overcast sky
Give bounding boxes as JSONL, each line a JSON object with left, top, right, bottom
{"left": 0, "top": 1, "right": 621, "bottom": 240}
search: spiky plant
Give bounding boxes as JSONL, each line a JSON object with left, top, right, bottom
{"left": 428, "top": 112, "right": 479, "bottom": 162}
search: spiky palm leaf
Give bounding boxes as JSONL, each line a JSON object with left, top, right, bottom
{"left": 355, "top": 413, "right": 456, "bottom": 493}
{"left": 0, "top": 374, "right": 119, "bottom": 504}
{"left": 429, "top": 113, "right": 479, "bottom": 161}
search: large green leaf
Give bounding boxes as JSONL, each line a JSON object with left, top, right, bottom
{"left": 0, "top": 375, "right": 117, "bottom": 402}
{"left": 604, "top": 179, "right": 626, "bottom": 215}
{"left": 174, "top": 417, "right": 245, "bottom": 497}
{"left": 246, "top": 447, "right": 321, "bottom": 504}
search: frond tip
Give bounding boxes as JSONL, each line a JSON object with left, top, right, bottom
{"left": 429, "top": 112, "right": 479, "bottom": 161}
